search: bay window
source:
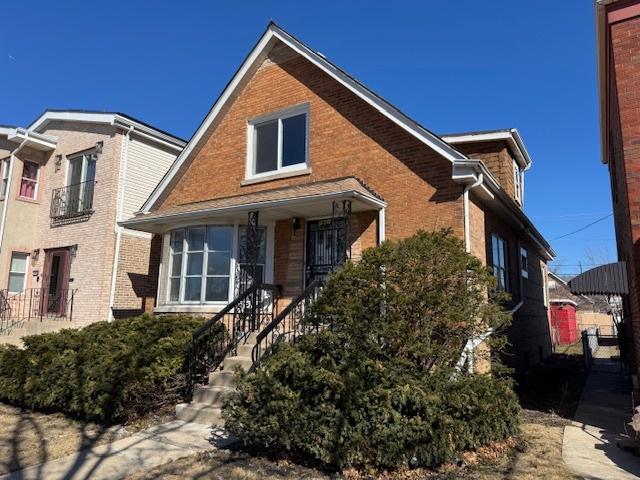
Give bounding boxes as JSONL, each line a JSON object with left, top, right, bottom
{"left": 167, "top": 224, "right": 267, "bottom": 304}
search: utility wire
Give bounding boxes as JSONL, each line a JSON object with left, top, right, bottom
{"left": 551, "top": 213, "right": 613, "bottom": 241}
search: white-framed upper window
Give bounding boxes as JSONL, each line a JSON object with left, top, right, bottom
{"left": 8, "top": 252, "right": 28, "bottom": 293}
{"left": 19, "top": 161, "right": 39, "bottom": 200}
{"left": 167, "top": 224, "right": 268, "bottom": 304}
{"left": 520, "top": 247, "right": 529, "bottom": 279}
{"left": 1, "top": 159, "right": 10, "bottom": 199}
{"left": 491, "top": 234, "right": 509, "bottom": 292}
{"left": 247, "top": 104, "right": 309, "bottom": 178}
{"left": 513, "top": 160, "right": 522, "bottom": 204}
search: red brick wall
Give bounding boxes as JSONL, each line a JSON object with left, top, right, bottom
{"left": 156, "top": 42, "right": 464, "bottom": 242}
{"left": 608, "top": 11, "right": 640, "bottom": 371}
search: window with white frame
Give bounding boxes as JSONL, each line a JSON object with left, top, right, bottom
{"left": 8, "top": 252, "right": 28, "bottom": 293}
{"left": 491, "top": 234, "right": 508, "bottom": 292}
{"left": 248, "top": 105, "right": 308, "bottom": 178}
{"left": 1, "top": 159, "right": 10, "bottom": 198}
{"left": 513, "top": 160, "right": 522, "bottom": 203}
{"left": 19, "top": 161, "right": 39, "bottom": 199}
{"left": 167, "top": 224, "right": 267, "bottom": 304}
{"left": 520, "top": 247, "right": 529, "bottom": 278}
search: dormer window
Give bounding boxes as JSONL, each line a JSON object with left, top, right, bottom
{"left": 247, "top": 104, "right": 309, "bottom": 179}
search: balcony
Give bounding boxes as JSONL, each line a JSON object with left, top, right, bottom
{"left": 50, "top": 181, "right": 96, "bottom": 222}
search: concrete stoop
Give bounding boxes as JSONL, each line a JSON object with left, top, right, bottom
{"left": 0, "top": 319, "right": 80, "bottom": 346}
{"left": 176, "top": 340, "right": 257, "bottom": 426}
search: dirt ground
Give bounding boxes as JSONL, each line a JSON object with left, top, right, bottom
{"left": 125, "top": 409, "right": 578, "bottom": 480}
{"left": 0, "top": 402, "right": 169, "bottom": 475}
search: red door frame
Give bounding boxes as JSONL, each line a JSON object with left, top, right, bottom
{"left": 41, "top": 248, "right": 71, "bottom": 316}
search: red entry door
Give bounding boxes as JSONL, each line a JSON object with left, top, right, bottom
{"left": 41, "top": 248, "right": 70, "bottom": 316}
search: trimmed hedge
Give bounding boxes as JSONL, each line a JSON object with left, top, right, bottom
{"left": 223, "top": 231, "right": 519, "bottom": 472}
{"left": 224, "top": 338, "right": 519, "bottom": 471}
{"left": 0, "top": 314, "right": 224, "bottom": 423}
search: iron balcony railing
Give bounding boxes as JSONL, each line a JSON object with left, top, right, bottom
{"left": 50, "top": 180, "right": 96, "bottom": 219}
{"left": 0, "top": 288, "right": 76, "bottom": 333}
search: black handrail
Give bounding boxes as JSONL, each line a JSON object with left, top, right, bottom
{"left": 252, "top": 280, "right": 323, "bottom": 367}
{"left": 186, "top": 282, "right": 279, "bottom": 400}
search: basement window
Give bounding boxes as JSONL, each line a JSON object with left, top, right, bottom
{"left": 248, "top": 105, "right": 309, "bottom": 178}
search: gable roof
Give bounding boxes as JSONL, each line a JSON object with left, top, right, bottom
{"left": 140, "top": 22, "right": 467, "bottom": 213}
{"left": 28, "top": 109, "right": 187, "bottom": 150}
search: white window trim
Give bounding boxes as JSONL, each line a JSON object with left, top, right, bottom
{"left": 19, "top": 161, "right": 40, "bottom": 200}
{"left": 67, "top": 151, "right": 97, "bottom": 186}
{"left": 245, "top": 103, "right": 310, "bottom": 181}
{"left": 520, "top": 247, "right": 529, "bottom": 279}
{"left": 8, "top": 252, "right": 29, "bottom": 293}
{"left": 1, "top": 159, "right": 10, "bottom": 199}
{"left": 164, "top": 221, "right": 274, "bottom": 306}
{"left": 513, "top": 160, "right": 522, "bottom": 204}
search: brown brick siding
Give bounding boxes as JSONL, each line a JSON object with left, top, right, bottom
{"left": 455, "top": 141, "right": 517, "bottom": 200}
{"left": 157, "top": 43, "right": 464, "bottom": 242}
{"left": 473, "top": 193, "right": 552, "bottom": 373}
{"left": 608, "top": 13, "right": 640, "bottom": 372}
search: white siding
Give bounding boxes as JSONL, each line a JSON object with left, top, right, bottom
{"left": 122, "top": 136, "right": 178, "bottom": 221}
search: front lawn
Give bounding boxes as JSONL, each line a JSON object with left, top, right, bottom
{"left": 125, "top": 410, "right": 577, "bottom": 480}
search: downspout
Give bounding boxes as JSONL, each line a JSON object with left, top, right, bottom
{"left": 378, "top": 207, "right": 386, "bottom": 244}
{"left": 510, "top": 238, "right": 525, "bottom": 315}
{"left": 107, "top": 126, "right": 133, "bottom": 321}
{"left": 463, "top": 173, "right": 483, "bottom": 253}
{"left": 0, "top": 136, "right": 29, "bottom": 256}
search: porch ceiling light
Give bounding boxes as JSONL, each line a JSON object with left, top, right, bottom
{"left": 292, "top": 217, "right": 301, "bottom": 232}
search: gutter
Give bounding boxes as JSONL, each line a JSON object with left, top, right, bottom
{"left": 0, "top": 136, "right": 29, "bottom": 256}
{"left": 107, "top": 126, "right": 134, "bottom": 321}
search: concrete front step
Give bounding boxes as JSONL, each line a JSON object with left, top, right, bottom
{"left": 236, "top": 343, "right": 255, "bottom": 357}
{"left": 175, "top": 403, "right": 223, "bottom": 425}
{"left": 224, "top": 355, "right": 253, "bottom": 371}
{"left": 208, "top": 370, "right": 237, "bottom": 387}
{"left": 192, "top": 385, "right": 233, "bottom": 405}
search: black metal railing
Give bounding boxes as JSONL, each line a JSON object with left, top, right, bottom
{"left": 50, "top": 181, "right": 96, "bottom": 219}
{"left": 252, "top": 280, "right": 324, "bottom": 367}
{"left": 0, "top": 288, "right": 76, "bottom": 333}
{"left": 185, "top": 282, "right": 279, "bottom": 400}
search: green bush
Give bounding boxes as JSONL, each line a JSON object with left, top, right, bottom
{"left": 0, "top": 314, "right": 224, "bottom": 423}
{"left": 223, "top": 231, "right": 518, "bottom": 471}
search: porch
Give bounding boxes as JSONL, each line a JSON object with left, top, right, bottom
{"left": 121, "top": 177, "right": 386, "bottom": 315}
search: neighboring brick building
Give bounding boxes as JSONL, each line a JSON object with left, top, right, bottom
{"left": 597, "top": 0, "right": 640, "bottom": 371}
{"left": 122, "top": 23, "right": 555, "bottom": 373}
{"left": 0, "top": 111, "right": 185, "bottom": 340}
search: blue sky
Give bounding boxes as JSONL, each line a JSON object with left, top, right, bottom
{"left": 0, "top": 1, "right": 611, "bottom": 277}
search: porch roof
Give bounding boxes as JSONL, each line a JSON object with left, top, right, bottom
{"left": 120, "top": 176, "right": 386, "bottom": 233}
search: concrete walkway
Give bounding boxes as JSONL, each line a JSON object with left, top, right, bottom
{"left": 0, "top": 420, "right": 221, "bottom": 480}
{"left": 563, "top": 359, "right": 640, "bottom": 480}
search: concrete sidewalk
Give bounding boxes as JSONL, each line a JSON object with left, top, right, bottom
{"left": 563, "top": 359, "right": 640, "bottom": 480}
{"left": 0, "top": 420, "right": 220, "bottom": 480}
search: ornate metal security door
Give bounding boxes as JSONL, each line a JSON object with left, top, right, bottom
{"left": 305, "top": 200, "right": 351, "bottom": 286}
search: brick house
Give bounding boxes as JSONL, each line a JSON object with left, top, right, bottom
{"left": 122, "top": 23, "right": 555, "bottom": 374}
{"left": 596, "top": 0, "right": 640, "bottom": 372}
{"left": 0, "top": 111, "right": 185, "bottom": 340}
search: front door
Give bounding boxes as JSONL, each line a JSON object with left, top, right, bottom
{"left": 305, "top": 218, "right": 349, "bottom": 286}
{"left": 42, "top": 249, "right": 70, "bottom": 316}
